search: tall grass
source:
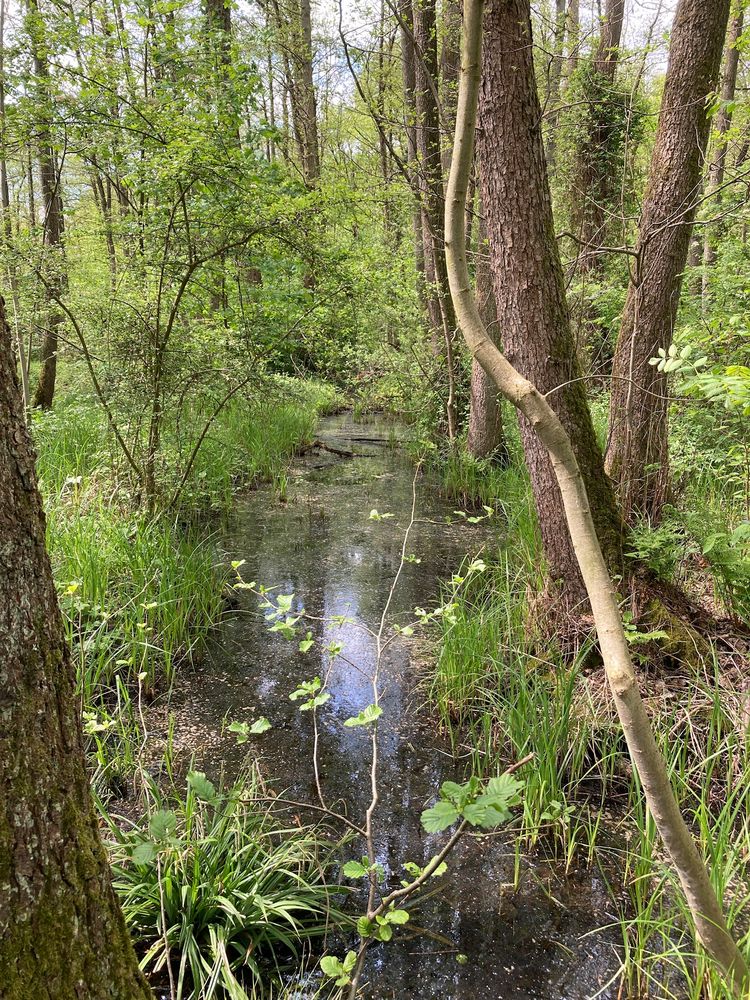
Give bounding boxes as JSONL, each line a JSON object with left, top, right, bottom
{"left": 33, "top": 375, "right": 340, "bottom": 793}
{"left": 430, "top": 538, "right": 750, "bottom": 993}
{"left": 105, "top": 765, "right": 346, "bottom": 999}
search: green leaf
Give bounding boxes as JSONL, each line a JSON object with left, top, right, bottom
{"left": 344, "top": 704, "right": 383, "bottom": 727}
{"left": 131, "top": 840, "right": 156, "bottom": 865}
{"left": 228, "top": 720, "right": 249, "bottom": 744}
{"left": 386, "top": 908, "right": 410, "bottom": 925}
{"left": 343, "top": 860, "right": 368, "bottom": 878}
{"left": 357, "top": 915, "right": 376, "bottom": 938}
{"left": 320, "top": 956, "right": 344, "bottom": 978}
{"left": 249, "top": 717, "right": 272, "bottom": 734}
{"left": 149, "top": 809, "right": 177, "bottom": 841}
{"left": 440, "top": 780, "right": 465, "bottom": 805}
{"left": 421, "top": 800, "right": 459, "bottom": 833}
{"left": 187, "top": 771, "right": 217, "bottom": 802}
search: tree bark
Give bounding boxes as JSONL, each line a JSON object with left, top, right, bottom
{"left": 287, "top": 0, "right": 320, "bottom": 187}
{"left": 400, "top": 0, "right": 427, "bottom": 306}
{"left": 446, "top": 4, "right": 749, "bottom": 990}
{"left": 569, "top": 0, "right": 625, "bottom": 275}
{"left": 565, "top": 0, "right": 579, "bottom": 75}
{"left": 606, "top": 0, "right": 731, "bottom": 524}
{"left": 413, "top": 0, "right": 458, "bottom": 437}
{"left": 467, "top": 210, "right": 505, "bottom": 459}
{"left": 0, "top": 296, "right": 152, "bottom": 999}
{"left": 478, "top": 0, "right": 623, "bottom": 605}
{"left": 28, "top": 0, "right": 66, "bottom": 410}
{"left": 0, "top": 0, "right": 28, "bottom": 409}
{"left": 543, "top": 0, "right": 566, "bottom": 171}
{"left": 701, "top": 2, "right": 744, "bottom": 307}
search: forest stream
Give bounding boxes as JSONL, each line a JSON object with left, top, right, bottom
{"left": 168, "top": 413, "right": 624, "bottom": 999}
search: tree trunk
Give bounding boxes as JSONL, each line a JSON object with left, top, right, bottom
{"left": 287, "top": 0, "right": 320, "bottom": 187}
{"left": 400, "top": 0, "right": 427, "bottom": 308}
{"left": 0, "top": 296, "right": 152, "bottom": 1000}
{"left": 543, "top": 0, "right": 566, "bottom": 171}
{"left": 569, "top": 0, "right": 625, "bottom": 275}
{"left": 606, "top": 0, "right": 731, "bottom": 524}
{"left": 413, "top": 0, "right": 458, "bottom": 437}
{"left": 478, "top": 0, "right": 623, "bottom": 606}
{"left": 467, "top": 210, "right": 505, "bottom": 459}
{"left": 28, "top": 0, "right": 66, "bottom": 410}
{"left": 701, "top": 2, "right": 744, "bottom": 307}
{"left": 445, "top": 4, "right": 748, "bottom": 988}
{"left": 565, "top": 0, "right": 579, "bottom": 75}
{"left": 0, "top": 0, "right": 28, "bottom": 409}
{"left": 439, "top": 0, "right": 461, "bottom": 176}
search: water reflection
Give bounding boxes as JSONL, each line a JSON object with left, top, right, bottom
{"left": 172, "top": 413, "right": 622, "bottom": 999}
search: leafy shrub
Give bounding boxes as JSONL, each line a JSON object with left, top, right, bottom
{"left": 105, "top": 768, "right": 345, "bottom": 999}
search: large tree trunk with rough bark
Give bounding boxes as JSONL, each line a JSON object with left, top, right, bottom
{"left": 28, "top": 0, "right": 65, "bottom": 410}
{"left": 0, "top": 296, "right": 151, "bottom": 999}
{"left": 606, "top": 0, "right": 730, "bottom": 524}
{"left": 400, "top": 0, "right": 427, "bottom": 306}
{"left": 478, "top": 0, "right": 623, "bottom": 606}
{"left": 467, "top": 211, "right": 505, "bottom": 459}
{"left": 287, "top": 0, "right": 320, "bottom": 187}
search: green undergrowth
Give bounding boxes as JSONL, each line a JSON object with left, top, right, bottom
{"left": 429, "top": 533, "right": 750, "bottom": 995}
{"left": 33, "top": 374, "right": 340, "bottom": 778}
{"left": 105, "top": 763, "right": 346, "bottom": 1000}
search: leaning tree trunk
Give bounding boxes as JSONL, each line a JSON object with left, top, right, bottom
{"left": 606, "top": 0, "right": 730, "bottom": 524}
{"left": 477, "top": 0, "right": 624, "bottom": 607}
{"left": 28, "top": 0, "right": 65, "bottom": 410}
{"left": 0, "top": 296, "right": 152, "bottom": 999}
{"left": 446, "top": 2, "right": 749, "bottom": 990}
{"left": 701, "top": 2, "right": 744, "bottom": 308}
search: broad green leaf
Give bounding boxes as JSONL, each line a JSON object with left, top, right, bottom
{"left": 343, "top": 860, "right": 368, "bottom": 878}
{"left": 131, "top": 840, "right": 156, "bottom": 865}
{"left": 344, "top": 704, "right": 383, "bottom": 727}
{"left": 187, "top": 771, "right": 217, "bottom": 802}
{"left": 249, "top": 717, "right": 272, "bottom": 734}
{"left": 421, "top": 800, "right": 459, "bottom": 833}
{"left": 149, "top": 809, "right": 177, "bottom": 840}
{"left": 228, "top": 720, "right": 249, "bottom": 744}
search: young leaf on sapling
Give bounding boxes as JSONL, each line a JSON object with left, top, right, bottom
{"left": 298, "top": 631, "right": 314, "bottom": 652}
{"left": 344, "top": 704, "right": 383, "bottom": 727}
{"left": 342, "top": 860, "right": 368, "bottom": 878}
{"left": 228, "top": 720, "right": 249, "bottom": 744}
{"left": 249, "top": 717, "right": 272, "bottom": 734}
{"left": 149, "top": 809, "right": 178, "bottom": 841}
{"left": 420, "top": 800, "right": 459, "bottom": 833}
{"left": 131, "top": 840, "right": 156, "bottom": 865}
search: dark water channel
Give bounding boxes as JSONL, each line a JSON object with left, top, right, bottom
{"left": 173, "top": 413, "right": 623, "bottom": 999}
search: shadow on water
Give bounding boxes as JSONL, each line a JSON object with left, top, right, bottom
{"left": 170, "top": 413, "right": 624, "bottom": 999}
